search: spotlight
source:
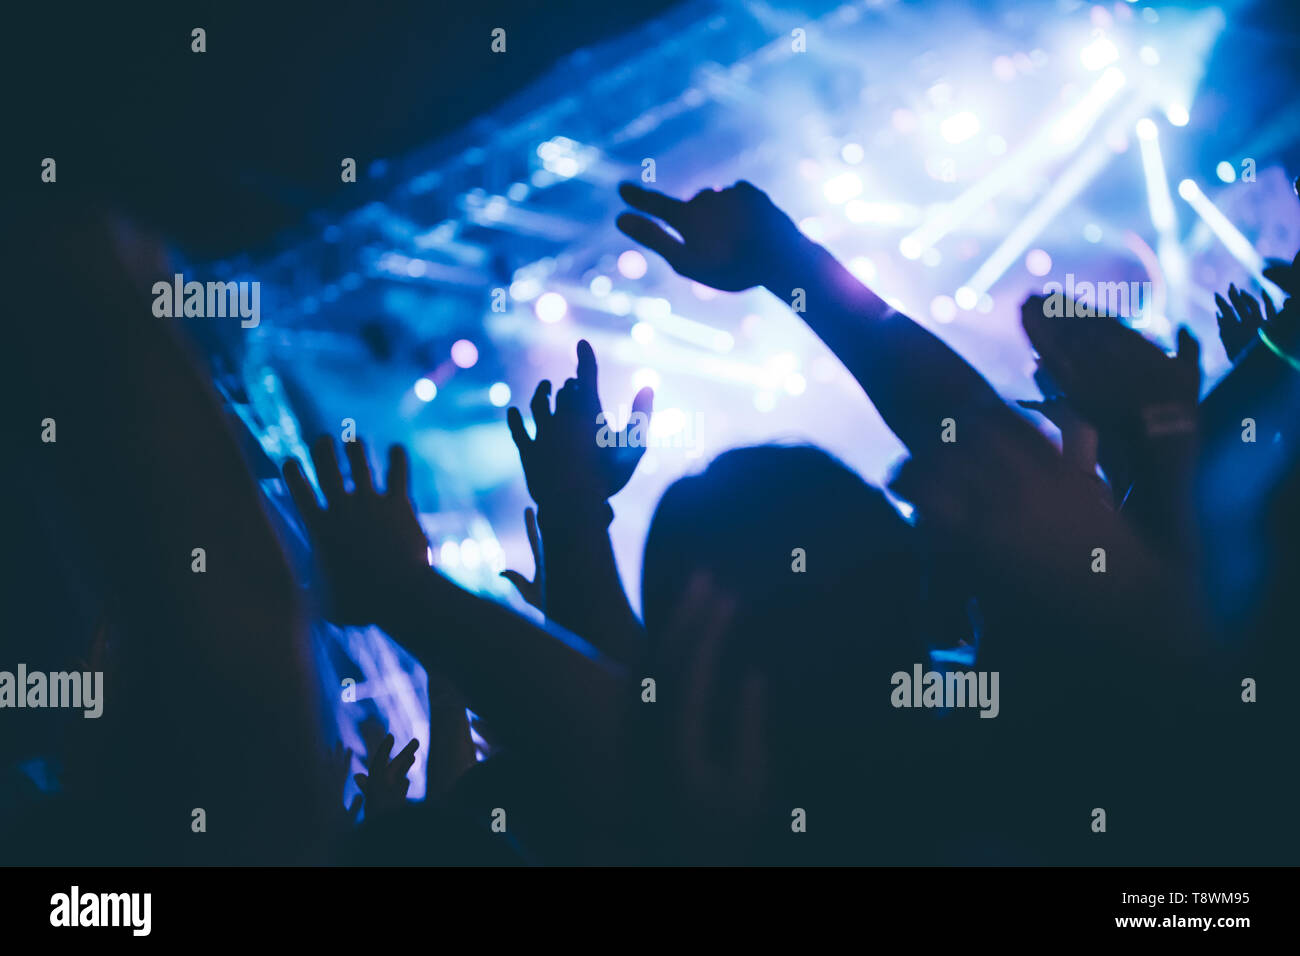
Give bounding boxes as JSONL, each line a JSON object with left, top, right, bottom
{"left": 1216, "top": 161, "right": 1236, "bottom": 184}
{"left": 414, "top": 377, "right": 437, "bottom": 402}
{"left": 488, "top": 383, "right": 512, "bottom": 407}
{"left": 617, "top": 250, "right": 648, "bottom": 279}
{"left": 1080, "top": 34, "right": 1118, "bottom": 71}
{"left": 940, "top": 111, "right": 981, "bottom": 145}
{"left": 823, "top": 172, "right": 863, "bottom": 203}
{"left": 534, "top": 292, "right": 567, "bottom": 323}
{"left": 450, "top": 339, "right": 479, "bottom": 369}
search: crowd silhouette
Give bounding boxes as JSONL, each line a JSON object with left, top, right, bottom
{"left": 7, "top": 165, "right": 1299, "bottom": 865}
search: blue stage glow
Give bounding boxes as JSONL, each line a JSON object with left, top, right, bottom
{"left": 198, "top": 0, "right": 1300, "bottom": 810}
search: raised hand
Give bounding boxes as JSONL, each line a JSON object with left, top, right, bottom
{"left": 616, "top": 181, "right": 804, "bottom": 292}
{"left": 1021, "top": 294, "right": 1200, "bottom": 448}
{"left": 1215, "top": 283, "right": 1275, "bottom": 362}
{"left": 284, "top": 437, "right": 429, "bottom": 628}
{"left": 354, "top": 723, "right": 419, "bottom": 819}
{"left": 500, "top": 506, "right": 544, "bottom": 611}
{"left": 506, "top": 339, "right": 653, "bottom": 512}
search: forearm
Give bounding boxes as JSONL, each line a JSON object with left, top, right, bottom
{"left": 536, "top": 503, "right": 645, "bottom": 666}
{"left": 381, "top": 567, "right": 626, "bottom": 769}
{"left": 765, "top": 238, "right": 1012, "bottom": 453}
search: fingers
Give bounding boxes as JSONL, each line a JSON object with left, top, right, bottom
{"left": 576, "top": 339, "right": 598, "bottom": 392}
{"left": 283, "top": 458, "right": 322, "bottom": 526}
{"left": 1228, "top": 284, "right": 1261, "bottom": 331}
{"left": 555, "top": 377, "right": 581, "bottom": 417}
{"left": 618, "top": 182, "right": 686, "bottom": 226}
{"left": 386, "top": 444, "right": 411, "bottom": 499}
{"left": 530, "top": 381, "right": 553, "bottom": 436}
{"left": 618, "top": 386, "right": 655, "bottom": 453}
{"left": 390, "top": 738, "right": 419, "bottom": 779}
{"left": 616, "top": 212, "right": 686, "bottom": 266}
{"left": 310, "top": 436, "right": 346, "bottom": 506}
{"left": 506, "top": 406, "right": 532, "bottom": 458}
{"left": 1263, "top": 289, "right": 1279, "bottom": 325}
{"left": 1176, "top": 326, "right": 1200, "bottom": 372}
{"left": 344, "top": 438, "right": 373, "bottom": 496}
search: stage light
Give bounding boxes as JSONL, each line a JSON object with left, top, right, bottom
{"left": 799, "top": 217, "right": 827, "bottom": 240}
{"left": 899, "top": 237, "right": 922, "bottom": 260}
{"left": 1139, "top": 45, "right": 1159, "bottom": 66}
{"left": 823, "top": 172, "right": 864, "bottom": 203}
{"left": 930, "top": 295, "right": 957, "bottom": 323}
{"left": 510, "top": 277, "right": 541, "bottom": 301}
{"left": 460, "top": 538, "right": 482, "bottom": 569}
{"left": 634, "top": 296, "right": 671, "bottom": 320}
{"left": 488, "top": 382, "right": 512, "bottom": 407}
{"left": 406, "top": 259, "right": 428, "bottom": 278}
{"left": 921, "top": 248, "right": 942, "bottom": 267}
{"left": 633, "top": 367, "right": 661, "bottom": 391}
{"left": 1083, "top": 223, "right": 1103, "bottom": 243}
{"left": 607, "top": 292, "right": 632, "bottom": 316}
{"left": 1179, "top": 179, "right": 1285, "bottom": 302}
{"left": 414, "top": 377, "right": 437, "bottom": 402}
{"left": 451, "top": 339, "right": 479, "bottom": 369}
{"left": 439, "top": 540, "right": 460, "bottom": 568}
{"left": 1216, "top": 161, "right": 1236, "bottom": 184}
{"left": 784, "top": 372, "right": 807, "bottom": 396}
{"left": 631, "top": 321, "right": 655, "bottom": 345}
{"left": 1025, "top": 249, "right": 1052, "bottom": 276}
{"left": 955, "top": 287, "right": 978, "bottom": 310}
{"left": 928, "top": 82, "right": 953, "bottom": 107}
{"left": 649, "top": 407, "right": 686, "bottom": 441}
{"left": 507, "top": 182, "right": 529, "bottom": 202}
{"left": 589, "top": 275, "right": 612, "bottom": 296}
{"left": 1165, "top": 104, "right": 1190, "bottom": 127}
{"left": 535, "top": 292, "right": 567, "bottom": 323}
{"left": 841, "top": 143, "right": 865, "bottom": 165}
{"left": 1080, "top": 34, "right": 1118, "bottom": 71}
{"left": 1135, "top": 118, "right": 1158, "bottom": 141}
{"left": 617, "top": 250, "right": 648, "bottom": 279}
{"left": 847, "top": 256, "right": 878, "bottom": 283}
{"left": 940, "top": 111, "right": 981, "bottom": 144}
{"left": 845, "top": 200, "right": 906, "bottom": 224}
{"left": 753, "top": 390, "right": 777, "bottom": 413}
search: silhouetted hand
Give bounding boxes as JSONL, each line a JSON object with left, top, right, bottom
{"left": 354, "top": 726, "right": 419, "bottom": 819}
{"left": 506, "top": 339, "right": 653, "bottom": 512}
{"left": 616, "top": 181, "right": 803, "bottom": 292}
{"left": 332, "top": 741, "right": 363, "bottom": 825}
{"left": 500, "top": 506, "right": 544, "bottom": 611}
{"left": 1215, "top": 283, "right": 1276, "bottom": 362}
{"left": 284, "top": 437, "right": 429, "bottom": 628}
{"left": 1021, "top": 294, "right": 1200, "bottom": 447}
